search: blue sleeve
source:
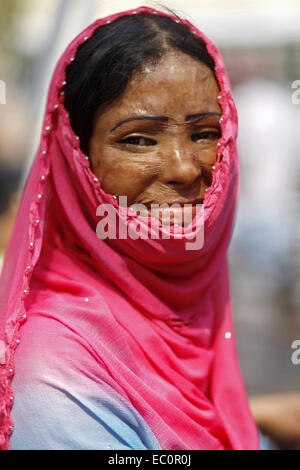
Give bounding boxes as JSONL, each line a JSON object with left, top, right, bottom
{"left": 9, "top": 369, "right": 162, "bottom": 450}
{"left": 8, "top": 321, "right": 162, "bottom": 450}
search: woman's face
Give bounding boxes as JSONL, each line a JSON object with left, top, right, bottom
{"left": 90, "top": 49, "right": 221, "bottom": 217}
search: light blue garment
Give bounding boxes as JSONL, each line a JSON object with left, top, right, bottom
{"left": 9, "top": 372, "right": 163, "bottom": 450}
{"left": 8, "top": 319, "right": 162, "bottom": 451}
{"left": 259, "top": 430, "right": 278, "bottom": 450}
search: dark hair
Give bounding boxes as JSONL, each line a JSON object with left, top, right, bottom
{"left": 64, "top": 12, "right": 216, "bottom": 155}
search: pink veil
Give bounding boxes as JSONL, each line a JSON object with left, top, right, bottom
{"left": 0, "top": 6, "right": 260, "bottom": 450}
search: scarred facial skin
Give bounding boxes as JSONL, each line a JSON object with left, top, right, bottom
{"left": 89, "top": 49, "right": 221, "bottom": 225}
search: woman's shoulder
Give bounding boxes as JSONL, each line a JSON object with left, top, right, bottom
{"left": 9, "top": 305, "right": 162, "bottom": 450}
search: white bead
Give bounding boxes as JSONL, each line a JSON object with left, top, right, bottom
{"left": 9, "top": 396, "right": 13, "bottom": 401}
{"left": 132, "top": 11, "right": 137, "bottom": 14}
{"left": 45, "top": 126, "right": 50, "bottom": 131}
{"left": 61, "top": 91, "right": 65, "bottom": 96}
{"left": 204, "top": 189, "right": 208, "bottom": 192}
{"left": 84, "top": 36, "right": 88, "bottom": 41}
{"left": 37, "top": 194, "right": 42, "bottom": 199}
{"left": 16, "top": 340, "right": 20, "bottom": 344}
{"left": 36, "top": 219, "right": 40, "bottom": 224}
{"left": 30, "top": 242, "right": 34, "bottom": 248}
{"left": 9, "top": 369, "right": 13, "bottom": 374}
{"left": 85, "top": 298, "right": 89, "bottom": 302}
{"left": 192, "top": 31, "right": 196, "bottom": 34}
{"left": 23, "top": 314, "right": 27, "bottom": 319}
{"left": 106, "top": 20, "right": 111, "bottom": 24}
{"left": 76, "top": 136, "right": 80, "bottom": 140}
{"left": 26, "top": 266, "right": 31, "bottom": 270}
{"left": 9, "top": 426, "right": 13, "bottom": 431}
{"left": 41, "top": 175, "right": 45, "bottom": 181}
{"left": 113, "top": 195, "right": 117, "bottom": 200}
{"left": 70, "top": 57, "right": 75, "bottom": 62}
{"left": 153, "top": 11, "right": 157, "bottom": 14}
{"left": 217, "top": 95, "right": 221, "bottom": 100}
{"left": 66, "top": 113, "right": 70, "bottom": 118}
{"left": 175, "top": 19, "right": 180, "bottom": 23}
{"left": 23, "top": 290, "right": 28, "bottom": 295}
{"left": 42, "top": 150, "right": 47, "bottom": 155}
{"left": 62, "top": 81, "right": 67, "bottom": 86}
{"left": 54, "top": 104, "right": 59, "bottom": 109}
{"left": 217, "top": 143, "right": 221, "bottom": 147}
{"left": 94, "top": 178, "right": 98, "bottom": 182}
{"left": 85, "top": 157, "right": 89, "bottom": 160}
{"left": 212, "top": 166, "right": 216, "bottom": 171}
{"left": 219, "top": 117, "right": 224, "bottom": 123}
{"left": 225, "top": 332, "right": 231, "bottom": 339}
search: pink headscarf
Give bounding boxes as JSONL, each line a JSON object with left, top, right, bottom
{"left": 0, "top": 6, "right": 260, "bottom": 450}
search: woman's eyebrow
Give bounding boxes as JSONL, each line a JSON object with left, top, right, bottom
{"left": 185, "top": 112, "right": 222, "bottom": 121}
{"left": 110, "top": 112, "right": 222, "bottom": 132}
{"left": 110, "top": 116, "right": 168, "bottom": 132}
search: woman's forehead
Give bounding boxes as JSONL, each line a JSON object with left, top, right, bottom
{"left": 96, "top": 51, "right": 220, "bottom": 127}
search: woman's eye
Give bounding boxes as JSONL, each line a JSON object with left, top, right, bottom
{"left": 191, "top": 131, "right": 221, "bottom": 142}
{"left": 120, "top": 136, "right": 156, "bottom": 146}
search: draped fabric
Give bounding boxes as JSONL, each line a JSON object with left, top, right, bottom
{"left": 0, "top": 6, "right": 260, "bottom": 450}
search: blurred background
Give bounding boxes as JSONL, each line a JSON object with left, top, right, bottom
{"left": 0, "top": 0, "right": 299, "bottom": 397}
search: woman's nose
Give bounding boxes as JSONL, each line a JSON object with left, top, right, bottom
{"left": 162, "top": 146, "right": 201, "bottom": 188}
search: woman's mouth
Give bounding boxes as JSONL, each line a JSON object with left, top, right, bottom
{"left": 133, "top": 198, "right": 204, "bottom": 227}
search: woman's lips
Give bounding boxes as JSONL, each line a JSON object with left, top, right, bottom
{"left": 134, "top": 198, "right": 204, "bottom": 227}
{"left": 142, "top": 197, "right": 204, "bottom": 209}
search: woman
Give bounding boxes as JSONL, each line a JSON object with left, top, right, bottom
{"left": 0, "top": 6, "right": 260, "bottom": 450}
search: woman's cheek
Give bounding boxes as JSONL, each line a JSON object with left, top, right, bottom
{"left": 97, "top": 158, "right": 156, "bottom": 203}
{"left": 118, "top": 163, "right": 158, "bottom": 202}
